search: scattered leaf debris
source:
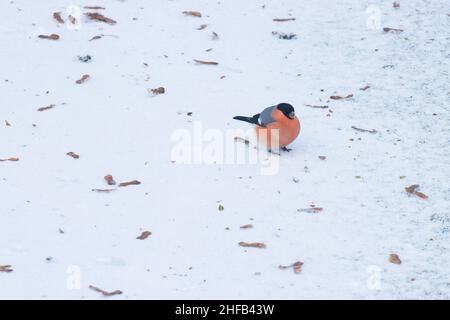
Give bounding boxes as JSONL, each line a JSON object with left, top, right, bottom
{"left": 389, "top": 254, "right": 402, "bottom": 265}
{"left": 5, "top": 120, "right": 11, "bottom": 127}
{"left": 272, "top": 31, "right": 297, "bottom": 40}
{"left": 359, "top": 85, "right": 371, "bottom": 91}
{"left": 383, "top": 27, "right": 404, "bottom": 33}
{"left": 118, "top": 180, "right": 141, "bottom": 187}
{"left": 351, "top": 126, "right": 377, "bottom": 134}
{"left": 279, "top": 261, "right": 304, "bottom": 274}
{"left": 240, "top": 224, "right": 253, "bottom": 229}
{"left": 405, "top": 184, "right": 428, "bottom": 200}
{"left": 148, "top": 87, "right": 165, "bottom": 95}
{"left": 211, "top": 32, "right": 219, "bottom": 40}
{"left": 85, "top": 12, "right": 117, "bottom": 25}
{"left": 0, "top": 157, "right": 19, "bottom": 162}
{"left": 104, "top": 174, "right": 116, "bottom": 186}
{"left": 76, "top": 74, "right": 91, "bottom": 84}
{"left": 38, "top": 34, "right": 60, "bottom": 40}
{"left": 393, "top": 2, "right": 400, "bottom": 8}
{"left": 193, "top": 59, "right": 219, "bottom": 65}
{"left": 218, "top": 204, "right": 224, "bottom": 211}
{"left": 239, "top": 242, "right": 266, "bottom": 249}
{"left": 84, "top": 6, "right": 106, "bottom": 10}
{"left": 318, "top": 156, "right": 327, "bottom": 160}
{"left": 0, "top": 265, "right": 13, "bottom": 273}
{"left": 37, "top": 104, "right": 56, "bottom": 112}
{"left": 68, "top": 15, "right": 77, "bottom": 25}
{"left": 66, "top": 152, "right": 80, "bottom": 159}
{"left": 234, "top": 137, "right": 250, "bottom": 145}
{"left": 197, "top": 24, "right": 207, "bottom": 30}
{"left": 297, "top": 207, "right": 323, "bottom": 213}
{"left": 78, "top": 55, "right": 92, "bottom": 63}
{"left": 53, "top": 12, "right": 65, "bottom": 24}
{"left": 89, "top": 285, "right": 122, "bottom": 297}
{"left": 183, "top": 11, "right": 202, "bottom": 18}
{"left": 136, "top": 231, "right": 152, "bottom": 240}
{"left": 89, "top": 35, "right": 103, "bottom": 41}
{"left": 92, "top": 188, "right": 116, "bottom": 193}
{"left": 292, "top": 177, "right": 299, "bottom": 183}
{"left": 305, "top": 104, "right": 328, "bottom": 109}
{"left": 330, "top": 94, "right": 353, "bottom": 100}
{"left": 273, "top": 18, "right": 296, "bottom": 22}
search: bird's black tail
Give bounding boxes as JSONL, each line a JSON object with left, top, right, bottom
{"left": 233, "top": 115, "right": 259, "bottom": 125}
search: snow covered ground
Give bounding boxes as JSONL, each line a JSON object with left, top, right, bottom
{"left": 1, "top": 0, "right": 449, "bottom": 299}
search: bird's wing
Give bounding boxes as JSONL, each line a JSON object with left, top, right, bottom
{"left": 257, "top": 106, "right": 277, "bottom": 127}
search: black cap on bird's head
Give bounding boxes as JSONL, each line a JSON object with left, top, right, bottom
{"left": 277, "top": 103, "right": 296, "bottom": 119}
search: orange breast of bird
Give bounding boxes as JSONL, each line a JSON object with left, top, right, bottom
{"left": 255, "top": 109, "right": 301, "bottom": 148}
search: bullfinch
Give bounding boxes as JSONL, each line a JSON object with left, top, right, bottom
{"left": 233, "top": 103, "right": 300, "bottom": 151}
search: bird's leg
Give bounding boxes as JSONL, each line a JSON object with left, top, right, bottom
{"left": 281, "top": 147, "right": 292, "bottom": 152}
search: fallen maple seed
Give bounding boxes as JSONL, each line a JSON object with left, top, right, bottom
{"left": 279, "top": 261, "right": 304, "bottom": 274}
{"left": 298, "top": 207, "right": 323, "bottom": 213}
{"left": 149, "top": 87, "right": 165, "bottom": 95}
{"left": 85, "top": 12, "right": 117, "bottom": 25}
{"left": 0, "top": 157, "right": 19, "bottom": 162}
{"left": 318, "top": 156, "right": 327, "bottom": 160}
{"left": 273, "top": 18, "right": 296, "bottom": 22}
{"left": 136, "top": 231, "right": 152, "bottom": 240}
{"left": 240, "top": 224, "right": 253, "bottom": 229}
{"left": 405, "top": 184, "right": 428, "bottom": 200}
{"left": 104, "top": 175, "right": 116, "bottom": 185}
{"left": 84, "top": 6, "right": 106, "bottom": 10}
{"left": 5, "top": 120, "right": 11, "bottom": 127}
{"left": 38, "top": 34, "right": 60, "bottom": 40}
{"left": 89, "top": 35, "right": 103, "bottom": 41}
{"left": 76, "top": 74, "right": 90, "bottom": 84}
{"left": 53, "top": 12, "right": 65, "bottom": 24}
{"left": 389, "top": 254, "right": 402, "bottom": 265}
{"left": 238, "top": 242, "right": 266, "bottom": 249}
{"left": 89, "top": 285, "right": 122, "bottom": 297}
{"left": 359, "top": 85, "right": 371, "bottom": 91}
{"left": 351, "top": 126, "right": 377, "bottom": 134}
{"left": 92, "top": 188, "right": 116, "bottom": 193}
{"left": 193, "top": 59, "right": 219, "bottom": 65}
{"left": 383, "top": 27, "right": 404, "bottom": 33}
{"left": 182, "top": 11, "right": 202, "bottom": 18}
{"left": 0, "top": 265, "right": 13, "bottom": 272}
{"left": 66, "top": 152, "right": 80, "bottom": 159}
{"left": 119, "top": 180, "right": 141, "bottom": 187}
{"left": 330, "top": 94, "right": 353, "bottom": 100}
{"left": 305, "top": 104, "right": 328, "bottom": 109}
{"left": 37, "top": 104, "right": 56, "bottom": 112}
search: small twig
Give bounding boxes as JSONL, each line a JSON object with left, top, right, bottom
{"left": 351, "top": 126, "right": 377, "bottom": 134}
{"left": 89, "top": 285, "right": 122, "bottom": 297}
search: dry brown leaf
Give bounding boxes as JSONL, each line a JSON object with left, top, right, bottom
{"left": 85, "top": 12, "right": 117, "bottom": 25}
{"left": 84, "top": 6, "right": 106, "bottom": 10}
{"left": 0, "top": 157, "right": 19, "bottom": 162}
{"left": 136, "top": 231, "right": 152, "bottom": 240}
{"left": 148, "top": 87, "right": 165, "bottom": 95}
{"left": 330, "top": 94, "right": 353, "bottom": 100}
{"left": 92, "top": 188, "right": 116, "bottom": 193}
{"left": 89, "top": 285, "right": 122, "bottom": 297}
{"left": 279, "top": 261, "right": 304, "bottom": 274}
{"left": 405, "top": 184, "right": 428, "bottom": 199}
{"left": 68, "top": 15, "right": 77, "bottom": 24}
{"left": 0, "top": 265, "right": 13, "bottom": 272}
{"left": 5, "top": 120, "right": 11, "bottom": 127}
{"left": 118, "top": 180, "right": 141, "bottom": 187}
{"left": 66, "top": 152, "right": 80, "bottom": 159}
{"left": 76, "top": 74, "right": 90, "bottom": 84}
{"left": 389, "top": 254, "right": 402, "bottom": 265}
{"left": 298, "top": 207, "right": 323, "bottom": 213}
{"left": 240, "top": 224, "right": 253, "bottom": 229}
{"left": 359, "top": 85, "right": 371, "bottom": 91}
{"left": 273, "top": 18, "right": 296, "bottom": 22}
{"left": 53, "top": 12, "right": 65, "bottom": 24}
{"left": 238, "top": 242, "right": 266, "bottom": 249}
{"left": 318, "top": 156, "right": 327, "bottom": 160}
{"left": 383, "top": 27, "right": 404, "bottom": 33}
{"left": 193, "top": 59, "right": 219, "bottom": 65}
{"left": 104, "top": 174, "right": 116, "bottom": 186}
{"left": 351, "top": 126, "right": 377, "bottom": 134}
{"left": 183, "top": 11, "right": 202, "bottom": 18}
{"left": 38, "top": 34, "right": 60, "bottom": 40}
{"left": 37, "top": 104, "right": 55, "bottom": 112}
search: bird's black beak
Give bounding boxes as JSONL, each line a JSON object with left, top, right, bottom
{"left": 288, "top": 111, "right": 295, "bottom": 119}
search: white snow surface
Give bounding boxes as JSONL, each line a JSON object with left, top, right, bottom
{"left": 0, "top": 0, "right": 449, "bottom": 299}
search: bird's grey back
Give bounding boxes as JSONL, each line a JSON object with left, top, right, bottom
{"left": 258, "top": 105, "right": 276, "bottom": 127}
